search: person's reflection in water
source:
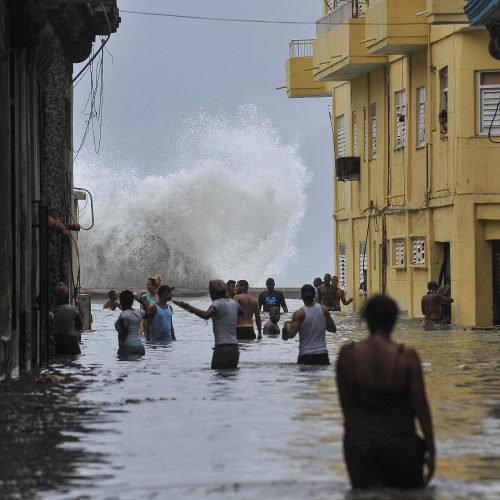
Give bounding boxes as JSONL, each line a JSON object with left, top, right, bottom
{"left": 336, "top": 294, "right": 435, "bottom": 491}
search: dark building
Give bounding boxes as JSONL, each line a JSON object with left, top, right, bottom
{"left": 0, "top": 0, "right": 120, "bottom": 379}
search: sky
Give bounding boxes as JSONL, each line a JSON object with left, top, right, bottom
{"left": 74, "top": 0, "right": 334, "bottom": 287}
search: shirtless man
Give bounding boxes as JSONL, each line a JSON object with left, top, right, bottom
{"left": 263, "top": 306, "right": 280, "bottom": 336}
{"left": 234, "top": 279, "right": 262, "bottom": 340}
{"left": 421, "top": 281, "right": 453, "bottom": 329}
{"left": 103, "top": 290, "right": 121, "bottom": 311}
{"left": 319, "top": 274, "right": 353, "bottom": 311}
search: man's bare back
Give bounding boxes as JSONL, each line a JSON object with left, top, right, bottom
{"left": 421, "top": 293, "right": 442, "bottom": 323}
{"left": 234, "top": 280, "right": 262, "bottom": 339}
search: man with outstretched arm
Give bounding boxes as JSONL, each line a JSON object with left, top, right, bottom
{"left": 173, "top": 280, "right": 241, "bottom": 369}
{"left": 282, "top": 284, "right": 337, "bottom": 365}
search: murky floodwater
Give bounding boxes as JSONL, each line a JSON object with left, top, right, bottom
{"left": 2, "top": 297, "right": 500, "bottom": 500}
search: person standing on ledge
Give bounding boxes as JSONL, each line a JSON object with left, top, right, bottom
{"left": 258, "top": 277, "right": 288, "bottom": 313}
{"left": 320, "top": 274, "right": 353, "bottom": 311}
{"left": 234, "top": 279, "right": 262, "bottom": 340}
{"left": 336, "top": 294, "right": 435, "bottom": 489}
{"left": 282, "top": 284, "right": 336, "bottom": 365}
{"left": 174, "top": 280, "right": 241, "bottom": 369}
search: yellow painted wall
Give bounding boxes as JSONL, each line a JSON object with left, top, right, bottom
{"left": 289, "top": 2, "right": 500, "bottom": 326}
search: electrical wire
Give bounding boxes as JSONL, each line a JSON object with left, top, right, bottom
{"left": 119, "top": 9, "right": 470, "bottom": 26}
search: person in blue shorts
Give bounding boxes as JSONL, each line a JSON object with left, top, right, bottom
{"left": 149, "top": 285, "right": 176, "bottom": 341}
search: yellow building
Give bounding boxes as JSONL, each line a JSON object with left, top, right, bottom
{"left": 285, "top": 0, "right": 500, "bottom": 326}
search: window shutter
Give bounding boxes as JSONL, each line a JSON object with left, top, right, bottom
{"left": 481, "top": 87, "right": 500, "bottom": 135}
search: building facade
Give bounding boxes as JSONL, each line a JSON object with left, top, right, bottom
{"left": 286, "top": 0, "right": 500, "bottom": 326}
{"left": 0, "top": 0, "right": 119, "bottom": 379}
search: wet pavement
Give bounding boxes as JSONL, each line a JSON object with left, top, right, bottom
{"left": 1, "top": 297, "right": 500, "bottom": 499}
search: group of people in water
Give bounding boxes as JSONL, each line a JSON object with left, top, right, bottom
{"left": 55, "top": 273, "right": 439, "bottom": 491}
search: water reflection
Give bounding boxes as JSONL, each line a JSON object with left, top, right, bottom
{"left": 2, "top": 297, "right": 500, "bottom": 499}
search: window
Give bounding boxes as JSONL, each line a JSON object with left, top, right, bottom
{"left": 359, "top": 241, "right": 367, "bottom": 293}
{"left": 363, "top": 107, "right": 367, "bottom": 162}
{"left": 392, "top": 238, "right": 405, "bottom": 268}
{"left": 370, "top": 103, "right": 377, "bottom": 159}
{"left": 352, "top": 111, "right": 357, "bottom": 156}
{"left": 411, "top": 236, "right": 425, "bottom": 266}
{"left": 339, "top": 243, "right": 347, "bottom": 290}
{"left": 417, "top": 87, "right": 426, "bottom": 148}
{"left": 440, "top": 68, "right": 448, "bottom": 136}
{"left": 479, "top": 71, "right": 500, "bottom": 136}
{"left": 395, "top": 90, "right": 406, "bottom": 149}
{"left": 337, "top": 114, "right": 346, "bottom": 157}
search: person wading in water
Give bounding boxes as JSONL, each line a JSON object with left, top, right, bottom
{"left": 234, "top": 279, "right": 262, "bottom": 340}
{"left": 282, "top": 284, "right": 337, "bottom": 365}
{"left": 336, "top": 294, "right": 435, "bottom": 489}
{"left": 174, "top": 280, "right": 242, "bottom": 369}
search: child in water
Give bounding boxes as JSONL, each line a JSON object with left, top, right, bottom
{"left": 263, "top": 306, "right": 281, "bottom": 336}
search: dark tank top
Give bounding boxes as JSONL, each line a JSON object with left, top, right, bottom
{"left": 342, "top": 343, "right": 416, "bottom": 439}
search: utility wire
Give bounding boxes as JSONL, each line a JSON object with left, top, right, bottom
{"left": 120, "top": 9, "right": 470, "bottom": 25}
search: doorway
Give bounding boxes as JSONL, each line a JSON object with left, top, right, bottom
{"left": 492, "top": 241, "right": 500, "bottom": 325}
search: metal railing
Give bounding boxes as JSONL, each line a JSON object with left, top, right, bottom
{"left": 289, "top": 39, "right": 314, "bottom": 58}
{"left": 317, "top": 0, "right": 366, "bottom": 37}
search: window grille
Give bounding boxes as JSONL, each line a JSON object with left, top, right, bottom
{"left": 370, "top": 103, "right": 377, "bottom": 159}
{"left": 359, "top": 241, "right": 367, "bottom": 292}
{"left": 352, "top": 111, "right": 357, "bottom": 156}
{"left": 339, "top": 243, "right": 347, "bottom": 290}
{"left": 411, "top": 237, "right": 425, "bottom": 265}
{"left": 363, "top": 107, "right": 367, "bottom": 162}
{"left": 395, "top": 90, "right": 406, "bottom": 149}
{"left": 337, "top": 114, "right": 346, "bottom": 157}
{"left": 417, "top": 87, "right": 426, "bottom": 148}
{"left": 479, "top": 71, "right": 500, "bottom": 135}
{"left": 393, "top": 238, "right": 405, "bottom": 267}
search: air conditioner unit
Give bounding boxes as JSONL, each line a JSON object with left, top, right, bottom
{"left": 335, "top": 156, "right": 361, "bottom": 181}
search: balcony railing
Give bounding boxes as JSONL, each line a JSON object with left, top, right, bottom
{"left": 317, "top": 0, "right": 366, "bottom": 37}
{"left": 289, "top": 39, "right": 314, "bottom": 58}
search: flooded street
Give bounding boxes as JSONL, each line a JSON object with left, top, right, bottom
{"left": 2, "top": 297, "right": 500, "bottom": 499}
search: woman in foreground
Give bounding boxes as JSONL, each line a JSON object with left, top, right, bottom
{"left": 336, "top": 294, "right": 435, "bottom": 489}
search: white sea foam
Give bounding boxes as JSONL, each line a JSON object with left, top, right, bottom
{"left": 75, "top": 105, "right": 312, "bottom": 288}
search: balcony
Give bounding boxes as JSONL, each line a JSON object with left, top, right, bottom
{"left": 313, "top": 1, "right": 386, "bottom": 81}
{"left": 426, "top": 0, "right": 468, "bottom": 24}
{"left": 365, "top": 0, "right": 428, "bottom": 55}
{"left": 285, "top": 40, "right": 331, "bottom": 98}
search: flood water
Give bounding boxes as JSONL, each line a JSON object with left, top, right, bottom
{"left": 2, "top": 297, "right": 500, "bottom": 499}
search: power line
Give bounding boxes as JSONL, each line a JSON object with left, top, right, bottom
{"left": 120, "top": 10, "right": 313, "bottom": 24}
{"left": 120, "top": 9, "right": 470, "bottom": 26}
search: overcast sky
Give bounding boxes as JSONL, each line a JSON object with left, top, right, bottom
{"left": 74, "top": 0, "right": 334, "bottom": 287}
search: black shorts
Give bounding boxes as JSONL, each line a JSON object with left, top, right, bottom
{"left": 344, "top": 433, "right": 425, "bottom": 489}
{"left": 297, "top": 352, "right": 330, "bottom": 365}
{"left": 236, "top": 326, "right": 256, "bottom": 340}
{"left": 55, "top": 335, "right": 81, "bottom": 355}
{"left": 212, "top": 344, "right": 239, "bottom": 369}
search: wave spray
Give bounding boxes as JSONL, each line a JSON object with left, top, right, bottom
{"left": 76, "top": 105, "right": 312, "bottom": 288}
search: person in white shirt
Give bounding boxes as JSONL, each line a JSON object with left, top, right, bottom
{"left": 282, "top": 284, "right": 337, "bottom": 365}
{"left": 174, "top": 279, "right": 241, "bottom": 369}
